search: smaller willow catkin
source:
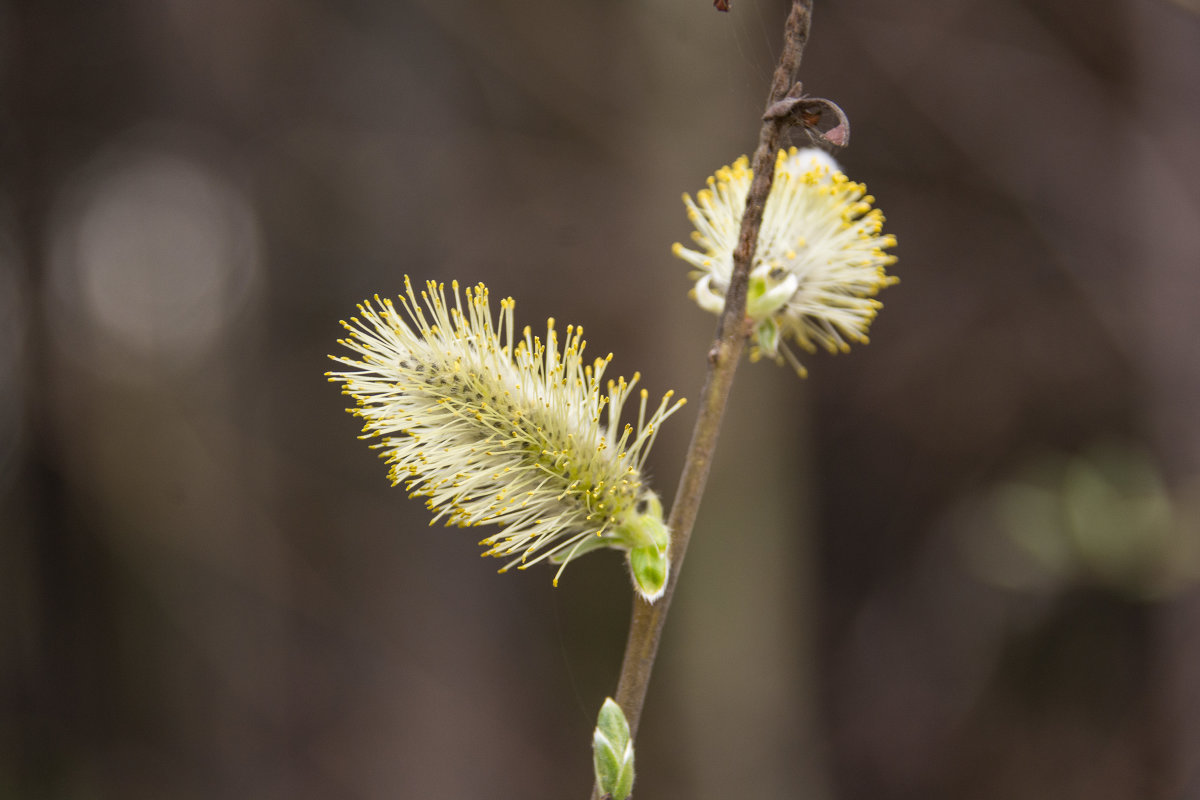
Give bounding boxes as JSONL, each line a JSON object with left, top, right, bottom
{"left": 327, "top": 277, "right": 685, "bottom": 600}
{"left": 673, "top": 147, "right": 898, "bottom": 376}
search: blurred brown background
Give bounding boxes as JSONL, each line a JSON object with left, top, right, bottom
{"left": 3, "top": 0, "right": 1200, "bottom": 798}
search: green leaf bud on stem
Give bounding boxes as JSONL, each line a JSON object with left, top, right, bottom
{"left": 593, "top": 698, "right": 635, "bottom": 800}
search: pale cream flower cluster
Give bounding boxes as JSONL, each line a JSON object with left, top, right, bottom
{"left": 328, "top": 278, "right": 684, "bottom": 600}
{"left": 672, "top": 147, "right": 898, "bottom": 376}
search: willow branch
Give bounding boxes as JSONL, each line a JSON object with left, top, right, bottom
{"left": 589, "top": 2, "right": 815, "bottom": 796}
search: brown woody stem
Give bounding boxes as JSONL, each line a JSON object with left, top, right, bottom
{"left": 589, "top": 2, "right": 815, "bottom": 797}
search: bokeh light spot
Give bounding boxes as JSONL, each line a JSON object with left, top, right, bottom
{"left": 50, "top": 138, "right": 262, "bottom": 366}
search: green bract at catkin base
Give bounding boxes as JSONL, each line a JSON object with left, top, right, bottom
{"left": 327, "top": 277, "right": 686, "bottom": 601}
{"left": 673, "top": 147, "right": 899, "bottom": 377}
